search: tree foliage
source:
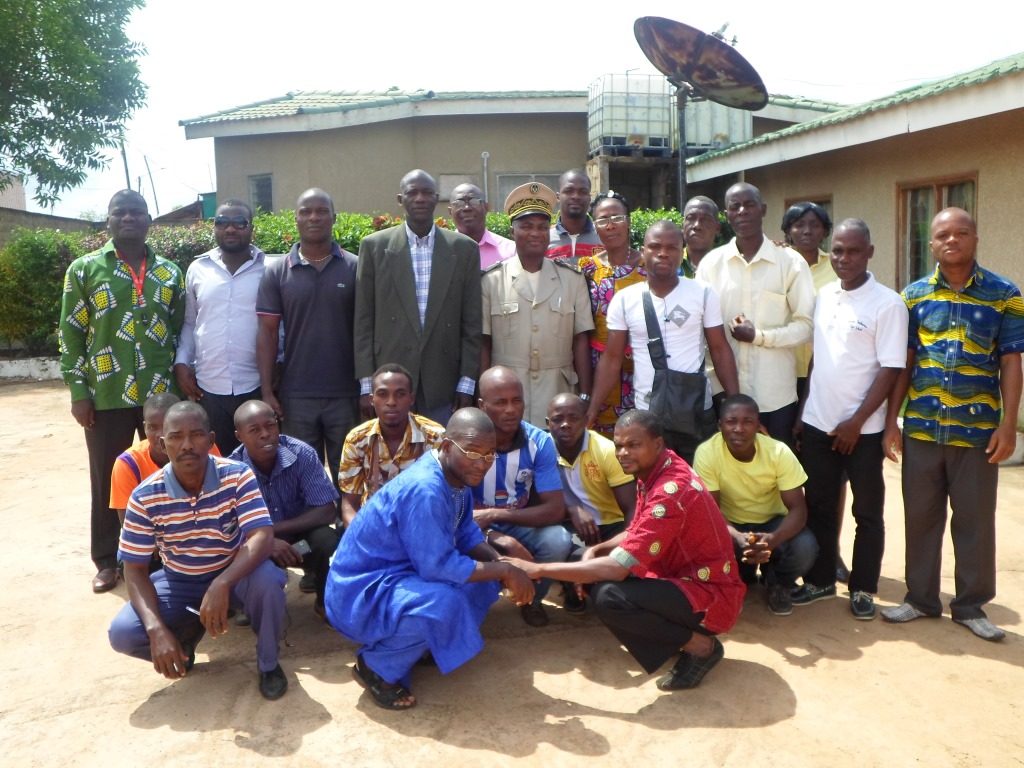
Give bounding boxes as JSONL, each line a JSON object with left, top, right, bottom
{"left": 0, "top": 0, "right": 147, "bottom": 206}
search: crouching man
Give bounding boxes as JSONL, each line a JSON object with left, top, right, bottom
{"left": 507, "top": 410, "right": 744, "bottom": 691}
{"left": 108, "top": 402, "right": 288, "bottom": 700}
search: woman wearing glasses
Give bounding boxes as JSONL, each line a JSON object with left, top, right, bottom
{"left": 578, "top": 192, "right": 646, "bottom": 433}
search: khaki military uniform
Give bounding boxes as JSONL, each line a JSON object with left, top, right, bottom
{"left": 483, "top": 257, "right": 595, "bottom": 426}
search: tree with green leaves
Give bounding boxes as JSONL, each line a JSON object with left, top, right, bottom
{"left": 0, "top": 0, "right": 147, "bottom": 206}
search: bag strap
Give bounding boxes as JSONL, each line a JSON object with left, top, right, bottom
{"left": 642, "top": 290, "right": 669, "bottom": 370}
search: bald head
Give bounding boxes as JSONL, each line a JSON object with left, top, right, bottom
{"left": 400, "top": 169, "right": 437, "bottom": 192}
{"left": 478, "top": 366, "right": 522, "bottom": 399}
{"left": 725, "top": 182, "right": 762, "bottom": 206}
{"left": 234, "top": 399, "right": 276, "bottom": 429}
{"left": 447, "top": 407, "right": 497, "bottom": 441}
{"left": 548, "top": 392, "right": 585, "bottom": 416}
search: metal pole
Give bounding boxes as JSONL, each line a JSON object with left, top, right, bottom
{"left": 676, "top": 86, "right": 688, "bottom": 210}
{"left": 143, "top": 155, "right": 160, "bottom": 216}
{"left": 119, "top": 140, "right": 131, "bottom": 189}
{"left": 481, "top": 151, "right": 490, "bottom": 203}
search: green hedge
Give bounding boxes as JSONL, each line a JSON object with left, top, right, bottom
{"left": 0, "top": 207, "right": 725, "bottom": 355}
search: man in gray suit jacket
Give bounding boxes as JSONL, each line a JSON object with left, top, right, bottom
{"left": 355, "top": 170, "right": 482, "bottom": 425}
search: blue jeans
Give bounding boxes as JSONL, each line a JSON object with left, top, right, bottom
{"left": 491, "top": 522, "right": 572, "bottom": 603}
{"left": 731, "top": 516, "right": 818, "bottom": 589}
{"left": 109, "top": 560, "right": 287, "bottom": 672}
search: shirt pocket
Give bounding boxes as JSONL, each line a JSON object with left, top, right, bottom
{"left": 548, "top": 292, "right": 576, "bottom": 339}
{"left": 492, "top": 301, "right": 520, "bottom": 338}
{"left": 756, "top": 290, "right": 789, "bottom": 328}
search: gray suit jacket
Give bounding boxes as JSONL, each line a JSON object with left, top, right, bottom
{"left": 354, "top": 225, "right": 482, "bottom": 412}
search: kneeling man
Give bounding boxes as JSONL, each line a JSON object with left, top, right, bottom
{"left": 509, "top": 410, "right": 744, "bottom": 691}
{"left": 325, "top": 408, "right": 534, "bottom": 710}
{"left": 109, "top": 402, "right": 288, "bottom": 700}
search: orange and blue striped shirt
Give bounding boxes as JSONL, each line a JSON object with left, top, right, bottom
{"left": 904, "top": 263, "right": 1024, "bottom": 447}
{"left": 119, "top": 456, "right": 272, "bottom": 576}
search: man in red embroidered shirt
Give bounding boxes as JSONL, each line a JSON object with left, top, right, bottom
{"left": 507, "top": 409, "right": 744, "bottom": 690}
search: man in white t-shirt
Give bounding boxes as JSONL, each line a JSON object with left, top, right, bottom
{"left": 587, "top": 220, "right": 739, "bottom": 463}
{"left": 793, "top": 219, "right": 908, "bottom": 620}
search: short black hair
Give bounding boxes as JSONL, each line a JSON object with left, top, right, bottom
{"left": 719, "top": 394, "right": 760, "bottom": 419}
{"left": 218, "top": 198, "right": 253, "bottom": 220}
{"left": 372, "top": 363, "right": 414, "bottom": 392}
{"left": 164, "top": 400, "right": 211, "bottom": 431}
{"left": 616, "top": 408, "right": 663, "bottom": 438}
{"left": 143, "top": 392, "right": 180, "bottom": 419}
{"left": 782, "top": 202, "right": 833, "bottom": 238}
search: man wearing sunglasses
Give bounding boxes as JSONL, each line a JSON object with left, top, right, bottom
{"left": 174, "top": 201, "right": 266, "bottom": 455}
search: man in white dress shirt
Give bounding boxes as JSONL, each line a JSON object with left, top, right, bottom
{"left": 697, "top": 183, "right": 815, "bottom": 446}
{"left": 174, "top": 200, "right": 266, "bottom": 455}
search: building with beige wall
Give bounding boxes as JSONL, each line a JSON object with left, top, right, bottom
{"left": 686, "top": 52, "right": 1024, "bottom": 292}
{"left": 181, "top": 90, "right": 590, "bottom": 216}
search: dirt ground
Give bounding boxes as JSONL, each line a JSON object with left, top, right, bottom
{"left": 2, "top": 379, "right": 1023, "bottom": 768}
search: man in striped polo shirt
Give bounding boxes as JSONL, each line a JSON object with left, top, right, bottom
{"left": 882, "top": 208, "right": 1024, "bottom": 641}
{"left": 108, "top": 402, "right": 289, "bottom": 699}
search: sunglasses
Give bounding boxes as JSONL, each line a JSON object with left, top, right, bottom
{"left": 214, "top": 215, "right": 251, "bottom": 229}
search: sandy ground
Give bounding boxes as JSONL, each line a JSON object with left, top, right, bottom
{"left": 1, "top": 379, "right": 1023, "bottom": 768}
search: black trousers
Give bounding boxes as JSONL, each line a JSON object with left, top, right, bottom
{"left": 282, "top": 396, "right": 357, "bottom": 489}
{"left": 85, "top": 406, "right": 144, "bottom": 569}
{"left": 663, "top": 407, "right": 717, "bottom": 466}
{"left": 800, "top": 424, "right": 885, "bottom": 593}
{"left": 593, "top": 578, "right": 708, "bottom": 674}
{"left": 280, "top": 524, "right": 340, "bottom": 608}
{"left": 761, "top": 402, "right": 799, "bottom": 449}
{"left": 197, "top": 387, "right": 261, "bottom": 457}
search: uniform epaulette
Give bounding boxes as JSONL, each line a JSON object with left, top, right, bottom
{"left": 481, "top": 260, "right": 506, "bottom": 275}
{"left": 553, "top": 258, "right": 582, "bottom": 274}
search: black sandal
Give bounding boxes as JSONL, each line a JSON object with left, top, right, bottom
{"left": 656, "top": 638, "right": 724, "bottom": 690}
{"left": 352, "top": 656, "right": 417, "bottom": 710}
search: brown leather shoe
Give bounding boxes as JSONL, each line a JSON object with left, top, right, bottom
{"left": 92, "top": 567, "right": 119, "bottom": 593}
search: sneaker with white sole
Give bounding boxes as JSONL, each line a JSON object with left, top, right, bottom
{"left": 880, "top": 602, "right": 931, "bottom": 623}
{"left": 791, "top": 582, "right": 837, "bottom": 605}
{"left": 954, "top": 616, "right": 1006, "bottom": 641}
{"left": 850, "top": 591, "right": 876, "bottom": 620}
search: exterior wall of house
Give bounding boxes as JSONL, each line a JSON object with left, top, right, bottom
{"left": 724, "top": 108, "right": 1024, "bottom": 292}
{"left": 213, "top": 113, "right": 588, "bottom": 218}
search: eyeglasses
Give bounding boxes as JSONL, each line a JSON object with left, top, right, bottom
{"left": 214, "top": 215, "right": 251, "bottom": 229}
{"left": 594, "top": 214, "right": 628, "bottom": 228}
{"left": 450, "top": 197, "right": 484, "bottom": 210}
{"left": 447, "top": 438, "right": 496, "bottom": 463}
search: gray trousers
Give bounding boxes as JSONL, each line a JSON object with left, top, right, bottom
{"left": 282, "top": 396, "right": 357, "bottom": 488}
{"left": 901, "top": 436, "right": 998, "bottom": 620}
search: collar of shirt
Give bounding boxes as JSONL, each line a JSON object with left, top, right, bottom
{"left": 234, "top": 436, "right": 300, "bottom": 482}
{"left": 725, "top": 234, "right": 780, "bottom": 266}
{"left": 554, "top": 216, "right": 595, "bottom": 237}
{"left": 556, "top": 430, "right": 591, "bottom": 468}
{"left": 209, "top": 245, "right": 264, "bottom": 274}
{"left": 287, "top": 242, "right": 340, "bottom": 268}
{"left": 498, "top": 422, "right": 529, "bottom": 455}
{"left": 368, "top": 415, "right": 419, "bottom": 453}
{"left": 404, "top": 222, "right": 436, "bottom": 250}
{"left": 929, "top": 261, "right": 981, "bottom": 289}
{"left": 162, "top": 456, "right": 221, "bottom": 499}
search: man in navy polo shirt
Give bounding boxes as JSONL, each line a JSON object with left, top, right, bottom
{"left": 108, "top": 402, "right": 288, "bottom": 700}
{"left": 470, "top": 366, "right": 570, "bottom": 626}
{"left": 230, "top": 400, "right": 340, "bottom": 620}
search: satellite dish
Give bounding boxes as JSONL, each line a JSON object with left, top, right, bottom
{"left": 633, "top": 16, "right": 768, "bottom": 205}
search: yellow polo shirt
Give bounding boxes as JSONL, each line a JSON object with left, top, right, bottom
{"left": 556, "top": 430, "right": 633, "bottom": 525}
{"left": 693, "top": 432, "right": 806, "bottom": 525}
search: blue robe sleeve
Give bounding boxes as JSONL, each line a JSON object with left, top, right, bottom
{"left": 455, "top": 493, "right": 486, "bottom": 554}
{"left": 397, "top": 474, "right": 478, "bottom": 585}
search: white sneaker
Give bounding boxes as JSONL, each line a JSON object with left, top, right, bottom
{"left": 880, "top": 602, "right": 929, "bottom": 623}
{"left": 954, "top": 617, "right": 1006, "bottom": 641}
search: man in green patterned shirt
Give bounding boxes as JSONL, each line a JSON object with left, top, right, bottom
{"left": 59, "top": 189, "right": 185, "bottom": 594}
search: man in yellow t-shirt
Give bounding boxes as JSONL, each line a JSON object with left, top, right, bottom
{"left": 547, "top": 393, "right": 636, "bottom": 612}
{"left": 694, "top": 394, "right": 817, "bottom": 617}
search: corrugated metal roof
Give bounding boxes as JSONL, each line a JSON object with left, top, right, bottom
{"left": 180, "top": 89, "right": 586, "bottom": 127}
{"left": 690, "top": 51, "right": 1024, "bottom": 165}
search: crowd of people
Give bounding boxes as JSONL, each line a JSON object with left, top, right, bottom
{"left": 58, "top": 168, "right": 1024, "bottom": 709}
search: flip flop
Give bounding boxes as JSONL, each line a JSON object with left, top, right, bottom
{"left": 352, "top": 656, "right": 416, "bottom": 710}
{"left": 656, "top": 637, "right": 724, "bottom": 690}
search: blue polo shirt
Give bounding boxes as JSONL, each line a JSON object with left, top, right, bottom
{"left": 119, "top": 456, "right": 272, "bottom": 576}
{"left": 229, "top": 434, "right": 339, "bottom": 524}
{"left": 471, "top": 420, "right": 562, "bottom": 509}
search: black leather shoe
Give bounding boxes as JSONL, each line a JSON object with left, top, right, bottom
{"left": 92, "top": 567, "right": 118, "bottom": 593}
{"left": 259, "top": 664, "right": 288, "bottom": 700}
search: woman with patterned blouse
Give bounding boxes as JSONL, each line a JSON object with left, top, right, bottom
{"left": 578, "top": 192, "right": 646, "bottom": 433}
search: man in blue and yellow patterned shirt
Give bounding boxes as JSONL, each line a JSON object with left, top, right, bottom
{"left": 59, "top": 189, "right": 185, "bottom": 594}
{"left": 882, "top": 207, "right": 1024, "bottom": 641}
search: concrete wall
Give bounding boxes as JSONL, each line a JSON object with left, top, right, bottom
{"left": 213, "top": 112, "right": 589, "bottom": 216}
{"left": 0, "top": 208, "right": 97, "bottom": 249}
{"left": 725, "top": 107, "right": 1024, "bottom": 292}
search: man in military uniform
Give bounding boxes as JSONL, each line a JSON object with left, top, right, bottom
{"left": 481, "top": 182, "right": 594, "bottom": 427}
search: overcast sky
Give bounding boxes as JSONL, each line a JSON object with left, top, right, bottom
{"left": 26, "top": 0, "right": 1023, "bottom": 218}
